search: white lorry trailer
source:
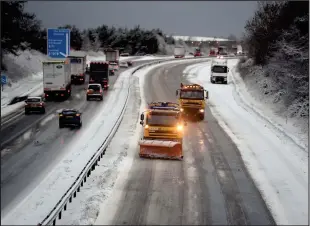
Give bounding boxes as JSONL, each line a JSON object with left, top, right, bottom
{"left": 43, "top": 60, "right": 71, "bottom": 100}
{"left": 105, "top": 49, "right": 120, "bottom": 65}
{"left": 68, "top": 54, "right": 86, "bottom": 84}
{"left": 174, "top": 46, "right": 185, "bottom": 58}
{"left": 210, "top": 59, "right": 229, "bottom": 84}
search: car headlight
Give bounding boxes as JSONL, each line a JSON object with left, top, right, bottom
{"left": 176, "top": 125, "right": 183, "bottom": 131}
{"left": 199, "top": 109, "right": 204, "bottom": 113}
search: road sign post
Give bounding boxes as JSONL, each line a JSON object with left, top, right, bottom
{"left": 47, "top": 29, "right": 71, "bottom": 58}
{"left": 1, "top": 74, "right": 7, "bottom": 91}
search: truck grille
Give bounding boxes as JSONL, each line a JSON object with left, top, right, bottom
{"left": 149, "top": 130, "right": 178, "bottom": 138}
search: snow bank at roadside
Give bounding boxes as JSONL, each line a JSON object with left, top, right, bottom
{"left": 184, "top": 60, "right": 308, "bottom": 225}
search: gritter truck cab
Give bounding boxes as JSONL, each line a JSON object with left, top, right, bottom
{"left": 210, "top": 60, "right": 229, "bottom": 84}
{"left": 139, "top": 102, "right": 187, "bottom": 160}
{"left": 176, "top": 83, "right": 209, "bottom": 120}
{"left": 89, "top": 61, "right": 110, "bottom": 90}
{"left": 43, "top": 60, "right": 71, "bottom": 101}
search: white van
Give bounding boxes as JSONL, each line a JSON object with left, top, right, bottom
{"left": 210, "top": 60, "right": 229, "bottom": 84}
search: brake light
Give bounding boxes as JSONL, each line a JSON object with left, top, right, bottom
{"left": 76, "top": 114, "right": 80, "bottom": 116}
{"left": 87, "top": 90, "right": 90, "bottom": 93}
{"left": 40, "top": 103, "right": 43, "bottom": 106}
{"left": 145, "top": 125, "right": 149, "bottom": 129}
{"left": 100, "top": 90, "right": 102, "bottom": 93}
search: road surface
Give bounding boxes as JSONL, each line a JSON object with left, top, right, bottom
{"left": 97, "top": 61, "right": 275, "bottom": 225}
{"left": 0, "top": 59, "right": 158, "bottom": 216}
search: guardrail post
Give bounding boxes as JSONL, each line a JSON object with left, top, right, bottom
{"left": 77, "top": 186, "right": 80, "bottom": 192}
{"left": 84, "top": 176, "right": 87, "bottom": 182}
{"left": 53, "top": 219, "right": 56, "bottom": 225}
{"left": 81, "top": 181, "right": 84, "bottom": 187}
{"left": 74, "top": 191, "right": 77, "bottom": 198}
{"left": 87, "top": 170, "right": 91, "bottom": 177}
{"left": 64, "top": 203, "right": 67, "bottom": 211}
{"left": 58, "top": 211, "right": 62, "bottom": 219}
{"left": 69, "top": 196, "right": 72, "bottom": 203}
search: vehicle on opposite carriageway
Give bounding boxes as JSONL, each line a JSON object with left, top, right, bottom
{"left": 89, "top": 61, "right": 110, "bottom": 90}
{"left": 58, "top": 109, "right": 82, "bottom": 129}
{"left": 24, "top": 96, "right": 46, "bottom": 115}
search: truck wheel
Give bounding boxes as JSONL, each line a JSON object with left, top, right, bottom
{"left": 78, "top": 122, "right": 82, "bottom": 128}
{"left": 86, "top": 96, "right": 90, "bottom": 101}
{"left": 224, "top": 81, "right": 228, "bottom": 84}
{"left": 59, "top": 123, "right": 64, "bottom": 128}
{"left": 41, "top": 108, "right": 46, "bottom": 114}
{"left": 25, "top": 110, "right": 30, "bottom": 115}
{"left": 199, "top": 114, "right": 205, "bottom": 120}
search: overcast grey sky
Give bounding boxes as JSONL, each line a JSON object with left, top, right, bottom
{"left": 25, "top": 1, "right": 258, "bottom": 38}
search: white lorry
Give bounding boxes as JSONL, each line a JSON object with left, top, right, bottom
{"left": 68, "top": 54, "right": 86, "bottom": 84}
{"left": 174, "top": 46, "right": 185, "bottom": 58}
{"left": 43, "top": 60, "right": 71, "bottom": 100}
{"left": 210, "top": 59, "right": 229, "bottom": 84}
{"left": 105, "top": 49, "right": 120, "bottom": 65}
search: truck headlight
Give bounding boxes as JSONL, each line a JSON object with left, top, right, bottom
{"left": 176, "top": 125, "right": 183, "bottom": 131}
{"left": 180, "top": 108, "right": 184, "bottom": 112}
{"left": 199, "top": 109, "right": 204, "bottom": 113}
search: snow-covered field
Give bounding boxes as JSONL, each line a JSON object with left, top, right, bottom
{"left": 1, "top": 66, "right": 137, "bottom": 225}
{"left": 184, "top": 60, "right": 308, "bottom": 225}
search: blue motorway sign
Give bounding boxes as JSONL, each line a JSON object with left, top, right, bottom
{"left": 47, "top": 29, "right": 70, "bottom": 58}
{"left": 1, "top": 74, "right": 7, "bottom": 85}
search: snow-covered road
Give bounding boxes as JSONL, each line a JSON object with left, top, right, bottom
{"left": 184, "top": 60, "right": 308, "bottom": 225}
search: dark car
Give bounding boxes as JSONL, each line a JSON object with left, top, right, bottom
{"left": 25, "top": 96, "right": 45, "bottom": 114}
{"left": 127, "top": 61, "right": 133, "bottom": 66}
{"left": 59, "top": 109, "right": 82, "bottom": 128}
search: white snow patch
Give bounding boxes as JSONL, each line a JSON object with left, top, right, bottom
{"left": 75, "top": 93, "right": 81, "bottom": 99}
{"left": 40, "top": 114, "right": 56, "bottom": 127}
{"left": 22, "top": 129, "right": 32, "bottom": 140}
{"left": 184, "top": 61, "right": 308, "bottom": 225}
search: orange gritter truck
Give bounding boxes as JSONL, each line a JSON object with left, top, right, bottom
{"left": 138, "top": 102, "right": 187, "bottom": 160}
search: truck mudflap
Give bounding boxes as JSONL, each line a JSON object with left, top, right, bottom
{"left": 138, "top": 140, "right": 183, "bottom": 160}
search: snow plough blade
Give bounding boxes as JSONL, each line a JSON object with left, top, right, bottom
{"left": 138, "top": 140, "right": 183, "bottom": 160}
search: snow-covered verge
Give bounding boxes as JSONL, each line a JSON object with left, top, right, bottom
{"left": 1, "top": 66, "right": 137, "bottom": 225}
{"left": 184, "top": 60, "right": 308, "bottom": 225}
{"left": 236, "top": 58, "right": 308, "bottom": 148}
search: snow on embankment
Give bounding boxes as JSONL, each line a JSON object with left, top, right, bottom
{"left": 236, "top": 57, "right": 308, "bottom": 149}
{"left": 184, "top": 60, "right": 308, "bottom": 225}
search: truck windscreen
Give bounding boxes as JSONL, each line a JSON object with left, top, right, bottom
{"left": 146, "top": 114, "right": 179, "bottom": 126}
{"left": 212, "top": 65, "right": 228, "bottom": 73}
{"left": 180, "top": 90, "right": 204, "bottom": 99}
{"left": 70, "top": 58, "right": 82, "bottom": 64}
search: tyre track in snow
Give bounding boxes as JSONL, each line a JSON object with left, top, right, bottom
{"left": 104, "top": 61, "right": 275, "bottom": 225}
